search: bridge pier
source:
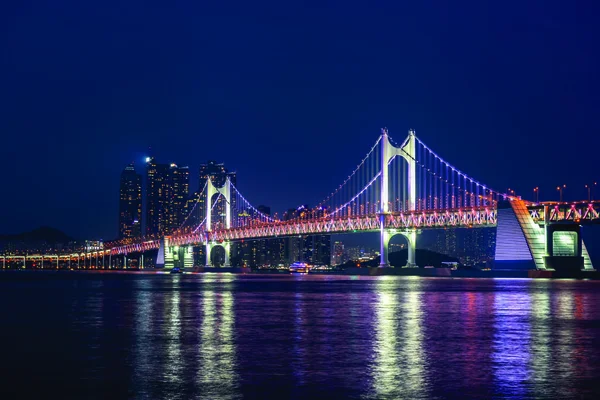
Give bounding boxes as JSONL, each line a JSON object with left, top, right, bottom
{"left": 205, "top": 241, "right": 231, "bottom": 267}
{"left": 205, "top": 242, "right": 212, "bottom": 267}
{"left": 154, "top": 243, "right": 193, "bottom": 270}
{"left": 379, "top": 217, "right": 390, "bottom": 268}
{"left": 164, "top": 244, "right": 174, "bottom": 269}
{"left": 223, "top": 242, "right": 231, "bottom": 267}
{"left": 183, "top": 246, "right": 193, "bottom": 269}
{"left": 494, "top": 198, "right": 594, "bottom": 271}
{"left": 380, "top": 230, "right": 418, "bottom": 268}
{"left": 405, "top": 230, "right": 417, "bottom": 268}
{"left": 156, "top": 237, "right": 167, "bottom": 268}
{"left": 543, "top": 223, "right": 593, "bottom": 271}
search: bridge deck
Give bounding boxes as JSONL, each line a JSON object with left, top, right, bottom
{"left": 101, "top": 202, "right": 600, "bottom": 256}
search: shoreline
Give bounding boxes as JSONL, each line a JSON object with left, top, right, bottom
{"left": 1, "top": 267, "right": 599, "bottom": 279}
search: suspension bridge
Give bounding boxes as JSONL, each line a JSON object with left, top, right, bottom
{"left": 3, "top": 129, "right": 597, "bottom": 272}
{"left": 98, "top": 128, "right": 597, "bottom": 272}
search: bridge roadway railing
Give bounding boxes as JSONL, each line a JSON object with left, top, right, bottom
{"left": 107, "top": 206, "right": 498, "bottom": 255}
{"left": 210, "top": 206, "right": 497, "bottom": 242}
{"left": 109, "top": 240, "right": 161, "bottom": 256}
{"left": 528, "top": 201, "right": 600, "bottom": 224}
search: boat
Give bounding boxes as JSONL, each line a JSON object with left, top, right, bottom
{"left": 170, "top": 266, "right": 182, "bottom": 274}
{"left": 289, "top": 262, "right": 311, "bottom": 274}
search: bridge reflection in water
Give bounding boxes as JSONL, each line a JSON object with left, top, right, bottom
{"left": 371, "top": 277, "right": 427, "bottom": 398}
{"left": 198, "top": 278, "right": 238, "bottom": 398}
{"left": 529, "top": 287, "right": 551, "bottom": 393}
{"left": 69, "top": 275, "right": 600, "bottom": 399}
{"left": 492, "top": 285, "right": 532, "bottom": 398}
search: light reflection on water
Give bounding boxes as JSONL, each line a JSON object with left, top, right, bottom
{"left": 131, "top": 278, "right": 152, "bottom": 392}
{"left": 371, "top": 277, "right": 427, "bottom": 398}
{"left": 292, "top": 292, "right": 306, "bottom": 387}
{"left": 2, "top": 274, "right": 600, "bottom": 399}
{"left": 198, "top": 275, "right": 239, "bottom": 399}
{"left": 166, "top": 278, "right": 182, "bottom": 386}
{"left": 492, "top": 286, "right": 532, "bottom": 398}
{"left": 553, "top": 286, "right": 577, "bottom": 397}
{"left": 529, "top": 287, "right": 551, "bottom": 394}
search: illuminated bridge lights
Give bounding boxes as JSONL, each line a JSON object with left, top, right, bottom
{"left": 99, "top": 131, "right": 599, "bottom": 260}
{"left": 106, "top": 207, "right": 498, "bottom": 254}
{"left": 528, "top": 201, "right": 600, "bottom": 224}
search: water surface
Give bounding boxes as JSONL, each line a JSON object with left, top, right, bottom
{"left": 1, "top": 272, "right": 599, "bottom": 399}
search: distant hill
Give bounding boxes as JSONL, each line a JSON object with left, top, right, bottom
{"left": 339, "top": 249, "right": 459, "bottom": 269}
{"left": 0, "top": 226, "right": 74, "bottom": 244}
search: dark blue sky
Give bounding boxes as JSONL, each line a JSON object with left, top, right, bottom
{"left": 1, "top": 1, "right": 599, "bottom": 239}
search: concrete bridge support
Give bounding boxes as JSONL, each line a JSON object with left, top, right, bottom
{"left": 494, "top": 199, "right": 594, "bottom": 271}
{"left": 223, "top": 242, "right": 231, "bottom": 267}
{"left": 205, "top": 242, "right": 231, "bottom": 267}
{"left": 164, "top": 242, "right": 174, "bottom": 270}
{"left": 543, "top": 224, "right": 594, "bottom": 271}
{"left": 157, "top": 237, "right": 191, "bottom": 270}
{"left": 156, "top": 237, "right": 167, "bottom": 268}
{"left": 379, "top": 230, "right": 418, "bottom": 268}
{"left": 205, "top": 242, "right": 212, "bottom": 267}
{"left": 183, "top": 246, "right": 193, "bottom": 269}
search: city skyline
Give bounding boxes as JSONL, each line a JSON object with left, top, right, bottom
{"left": 1, "top": 3, "right": 599, "bottom": 240}
{"left": 145, "top": 156, "right": 190, "bottom": 236}
{"left": 118, "top": 163, "right": 142, "bottom": 239}
{"left": 121, "top": 158, "right": 338, "bottom": 267}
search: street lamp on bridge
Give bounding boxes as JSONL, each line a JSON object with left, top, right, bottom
{"left": 557, "top": 185, "right": 566, "bottom": 202}
{"left": 586, "top": 184, "right": 591, "bottom": 201}
{"left": 533, "top": 187, "right": 539, "bottom": 203}
{"left": 585, "top": 182, "right": 597, "bottom": 201}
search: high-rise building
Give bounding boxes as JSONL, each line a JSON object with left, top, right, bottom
{"left": 459, "top": 228, "right": 496, "bottom": 266}
{"left": 284, "top": 207, "right": 304, "bottom": 264}
{"left": 145, "top": 157, "right": 190, "bottom": 236}
{"left": 184, "top": 192, "right": 202, "bottom": 230}
{"left": 445, "top": 229, "right": 457, "bottom": 257}
{"left": 255, "top": 205, "right": 271, "bottom": 266}
{"left": 433, "top": 230, "right": 446, "bottom": 255}
{"left": 269, "top": 238, "right": 286, "bottom": 266}
{"left": 308, "top": 235, "right": 331, "bottom": 265}
{"left": 236, "top": 205, "right": 277, "bottom": 268}
{"left": 199, "top": 160, "right": 237, "bottom": 187}
{"left": 281, "top": 205, "right": 331, "bottom": 265}
{"left": 344, "top": 246, "right": 362, "bottom": 261}
{"left": 286, "top": 236, "right": 302, "bottom": 264}
{"left": 169, "top": 164, "right": 190, "bottom": 230}
{"left": 332, "top": 241, "right": 344, "bottom": 265}
{"left": 118, "top": 163, "right": 142, "bottom": 239}
{"left": 145, "top": 157, "right": 169, "bottom": 235}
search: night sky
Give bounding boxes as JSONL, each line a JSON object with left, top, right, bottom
{"left": 1, "top": 1, "right": 599, "bottom": 240}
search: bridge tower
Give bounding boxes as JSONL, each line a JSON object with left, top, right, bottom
{"left": 379, "top": 128, "right": 418, "bottom": 267}
{"left": 204, "top": 177, "right": 232, "bottom": 267}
